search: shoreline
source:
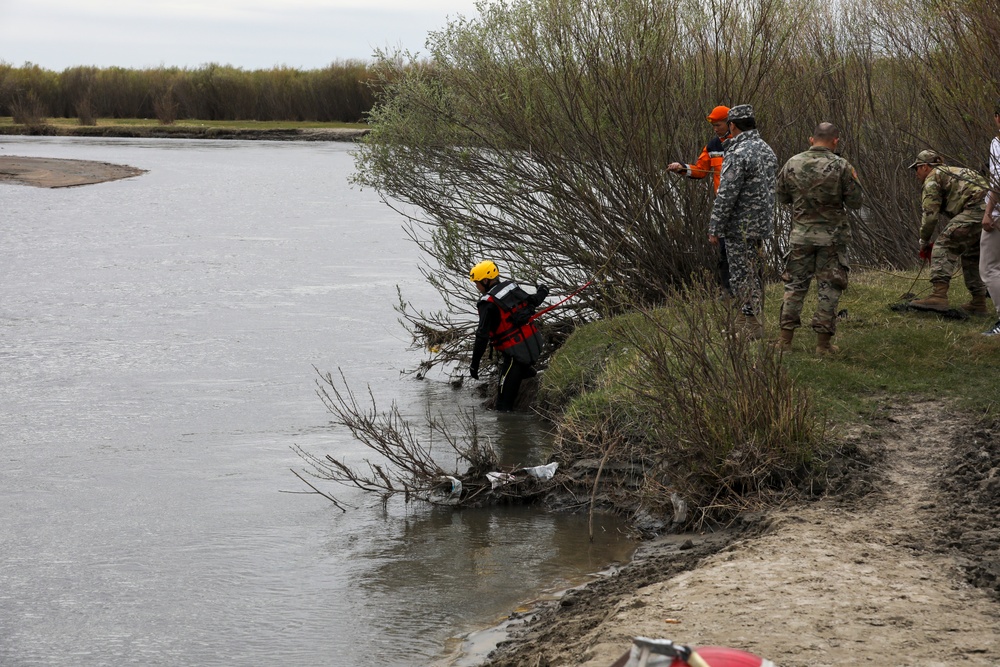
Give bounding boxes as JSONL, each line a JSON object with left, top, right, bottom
{"left": 0, "top": 125, "right": 368, "bottom": 142}
{"left": 468, "top": 401, "right": 1000, "bottom": 667}
{"left": 442, "top": 526, "right": 744, "bottom": 667}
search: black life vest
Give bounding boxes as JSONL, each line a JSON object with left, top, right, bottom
{"left": 481, "top": 280, "right": 544, "bottom": 365}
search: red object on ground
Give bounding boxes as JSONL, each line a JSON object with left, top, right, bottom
{"left": 670, "top": 646, "right": 769, "bottom": 667}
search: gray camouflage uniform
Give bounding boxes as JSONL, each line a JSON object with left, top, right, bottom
{"left": 775, "top": 146, "right": 863, "bottom": 334}
{"left": 708, "top": 107, "right": 778, "bottom": 316}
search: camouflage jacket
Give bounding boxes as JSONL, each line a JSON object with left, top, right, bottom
{"left": 708, "top": 129, "right": 778, "bottom": 239}
{"left": 775, "top": 146, "right": 863, "bottom": 245}
{"left": 919, "top": 165, "right": 988, "bottom": 243}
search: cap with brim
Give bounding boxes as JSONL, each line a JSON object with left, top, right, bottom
{"left": 727, "top": 104, "right": 754, "bottom": 122}
{"left": 706, "top": 106, "right": 730, "bottom": 122}
{"left": 908, "top": 149, "right": 941, "bottom": 169}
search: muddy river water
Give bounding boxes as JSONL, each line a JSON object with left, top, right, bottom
{"left": 0, "top": 137, "right": 634, "bottom": 666}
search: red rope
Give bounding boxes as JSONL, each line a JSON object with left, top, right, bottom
{"left": 529, "top": 280, "right": 592, "bottom": 322}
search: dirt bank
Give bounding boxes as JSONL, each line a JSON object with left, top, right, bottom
{"left": 0, "top": 156, "right": 146, "bottom": 188}
{"left": 483, "top": 401, "right": 1000, "bottom": 666}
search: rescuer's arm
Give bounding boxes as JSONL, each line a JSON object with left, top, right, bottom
{"left": 919, "top": 172, "right": 943, "bottom": 246}
{"left": 685, "top": 145, "right": 712, "bottom": 180}
{"left": 842, "top": 161, "right": 864, "bottom": 210}
{"left": 469, "top": 301, "right": 497, "bottom": 379}
{"left": 667, "top": 146, "right": 711, "bottom": 179}
{"left": 528, "top": 284, "right": 549, "bottom": 307}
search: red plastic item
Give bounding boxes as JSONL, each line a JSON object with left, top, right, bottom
{"left": 670, "top": 646, "right": 769, "bottom": 667}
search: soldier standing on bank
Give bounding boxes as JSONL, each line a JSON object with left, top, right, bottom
{"left": 908, "top": 150, "right": 990, "bottom": 313}
{"left": 708, "top": 104, "right": 778, "bottom": 339}
{"left": 774, "top": 123, "right": 863, "bottom": 354}
{"left": 667, "top": 105, "right": 733, "bottom": 294}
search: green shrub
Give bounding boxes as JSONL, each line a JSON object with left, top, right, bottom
{"left": 544, "top": 281, "right": 826, "bottom": 528}
{"left": 539, "top": 312, "right": 645, "bottom": 410}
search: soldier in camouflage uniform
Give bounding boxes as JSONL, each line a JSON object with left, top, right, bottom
{"left": 908, "top": 150, "right": 989, "bottom": 313}
{"left": 774, "top": 122, "right": 863, "bottom": 354}
{"left": 708, "top": 104, "right": 778, "bottom": 339}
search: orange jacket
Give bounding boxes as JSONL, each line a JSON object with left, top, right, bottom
{"left": 682, "top": 133, "right": 729, "bottom": 193}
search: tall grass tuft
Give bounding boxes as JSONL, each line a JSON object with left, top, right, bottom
{"left": 613, "top": 281, "right": 823, "bottom": 526}
{"left": 545, "top": 279, "right": 826, "bottom": 529}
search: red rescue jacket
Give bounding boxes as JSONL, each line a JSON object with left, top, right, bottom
{"left": 480, "top": 281, "right": 544, "bottom": 366}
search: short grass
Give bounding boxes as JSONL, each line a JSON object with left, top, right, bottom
{"left": 0, "top": 116, "right": 367, "bottom": 130}
{"left": 542, "top": 268, "right": 1000, "bottom": 428}
{"left": 767, "top": 269, "right": 1000, "bottom": 421}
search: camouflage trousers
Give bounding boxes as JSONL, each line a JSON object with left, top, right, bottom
{"left": 780, "top": 241, "right": 849, "bottom": 335}
{"left": 726, "top": 236, "right": 765, "bottom": 316}
{"left": 929, "top": 213, "right": 986, "bottom": 296}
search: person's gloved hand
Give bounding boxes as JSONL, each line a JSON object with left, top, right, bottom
{"left": 919, "top": 241, "right": 933, "bottom": 261}
{"left": 469, "top": 364, "right": 479, "bottom": 380}
{"left": 536, "top": 283, "right": 549, "bottom": 300}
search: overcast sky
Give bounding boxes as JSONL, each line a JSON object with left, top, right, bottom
{"left": 0, "top": 0, "right": 483, "bottom": 71}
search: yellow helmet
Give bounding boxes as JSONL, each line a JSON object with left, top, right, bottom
{"left": 469, "top": 260, "right": 499, "bottom": 282}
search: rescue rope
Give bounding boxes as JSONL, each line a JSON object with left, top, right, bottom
{"left": 529, "top": 280, "right": 593, "bottom": 322}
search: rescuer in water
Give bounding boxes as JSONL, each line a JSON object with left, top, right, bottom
{"left": 468, "top": 260, "right": 549, "bottom": 411}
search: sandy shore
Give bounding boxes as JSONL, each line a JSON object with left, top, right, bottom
{"left": 0, "top": 156, "right": 146, "bottom": 188}
{"left": 479, "top": 402, "right": 1000, "bottom": 666}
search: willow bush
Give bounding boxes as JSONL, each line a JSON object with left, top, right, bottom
{"left": 353, "top": 0, "right": 1000, "bottom": 360}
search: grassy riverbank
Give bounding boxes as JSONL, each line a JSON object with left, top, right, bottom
{"left": 0, "top": 117, "right": 369, "bottom": 140}
{"left": 483, "top": 268, "right": 1000, "bottom": 667}
{"left": 537, "top": 268, "right": 999, "bottom": 530}
{"left": 545, "top": 268, "right": 999, "bottom": 422}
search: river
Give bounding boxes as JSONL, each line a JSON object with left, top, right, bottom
{"left": 0, "top": 136, "right": 634, "bottom": 666}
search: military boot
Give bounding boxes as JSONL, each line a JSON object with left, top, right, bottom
{"left": 816, "top": 332, "right": 840, "bottom": 355}
{"left": 743, "top": 314, "right": 764, "bottom": 340}
{"left": 961, "top": 294, "right": 990, "bottom": 316}
{"left": 773, "top": 328, "right": 794, "bottom": 352}
{"left": 909, "top": 282, "right": 950, "bottom": 312}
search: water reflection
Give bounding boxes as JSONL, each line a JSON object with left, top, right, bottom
{"left": 323, "top": 498, "right": 633, "bottom": 665}
{"left": 490, "top": 412, "right": 555, "bottom": 468}
{"left": 0, "top": 137, "right": 634, "bottom": 667}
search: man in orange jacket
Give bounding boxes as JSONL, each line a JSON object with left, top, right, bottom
{"left": 668, "top": 105, "right": 733, "bottom": 293}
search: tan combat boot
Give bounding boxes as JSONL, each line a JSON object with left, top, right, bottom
{"left": 961, "top": 294, "right": 989, "bottom": 316}
{"left": 909, "top": 282, "right": 950, "bottom": 312}
{"left": 743, "top": 314, "right": 764, "bottom": 340}
{"left": 816, "top": 332, "right": 840, "bottom": 355}
{"left": 774, "top": 328, "right": 794, "bottom": 352}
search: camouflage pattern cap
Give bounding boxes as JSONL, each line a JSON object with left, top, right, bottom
{"left": 727, "top": 104, "right": 754, "bottom": 122}
{"left": 908, "top": 149, "right": 942, "bottom": 169}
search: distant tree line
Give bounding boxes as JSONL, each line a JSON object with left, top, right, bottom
{"left": 0, "top": 61, "right": 378, "bottom": 123}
